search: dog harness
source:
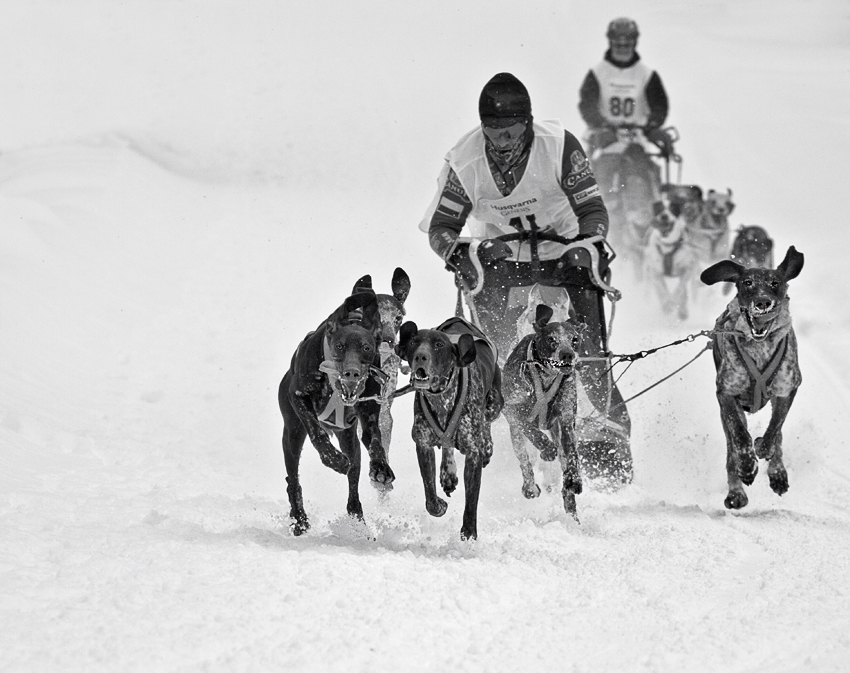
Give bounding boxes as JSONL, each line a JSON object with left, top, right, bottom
{"left": 315, "top": 337, "right": 388, "bottom": 430}
{"left": 732, "top": 334, "right": 789, "bottom": 412}
{"left": 521, "top": 339, "right": 572, "bottom": 431}
{"left": 417, "top": 367, "right": 470, "bottom": 448}
{"left": 316, "top": 340, "right": 354, "bottom": 430}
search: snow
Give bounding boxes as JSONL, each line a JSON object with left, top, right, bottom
{"left": 2, "top": 1, "right": 850, "bottom": 671}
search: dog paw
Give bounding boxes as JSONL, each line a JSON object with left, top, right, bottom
{"left": 769, "top": 466, "right": 789, "bottom": 496}
{"left": 369, "top": 460, "right": 395, "bottom": 487}
{"left": 320, "top": 449, "right": 350, "bottom": 475}
{"left": 562, "top": 474, "right": 583, "bottom": 496}
{"left": 426, "top": 496, "right": 448, "bottom": 518}
{"left": 562, "top": 492, "right": 579, "bottom": 522}
{"left": 440, "top": 470, "right": 458, "bottom": 496}
{"left": 290, "top": 516, "right": 311, "bottom": 536}
{"left": 539, "top": 439, "right": 558, "bottom": 462}
{"left": 754, "top": 437, "right": 775, "bottom": 460}
{"left": 460, "top": 527, "right": 478, "bottom": 541}
{"left": 738, "top": 452, "right": 758, "bottom": 486}
{"left": 724, "top": 489, "right": 749, "bottom": 510}
{"left": 522, "top": 482, "right": 541, "bottom": 499}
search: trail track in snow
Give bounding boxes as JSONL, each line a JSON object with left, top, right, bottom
{"left": 3, "top": 141, "right": 850, "bottom": 673}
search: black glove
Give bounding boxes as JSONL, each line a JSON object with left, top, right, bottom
{"left": 445, "top": 241, "right": 470, "bottom": 272}
{"left": 645, "top": 127, "right": 672, "bottom": 157}
{"left": 477, "top": 238, "right": 512, "bottom": 264}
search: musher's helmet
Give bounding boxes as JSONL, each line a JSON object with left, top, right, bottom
{"left": 478, "top": 73, "right": 533, "bottom": 165}
{"left": 606, "top": 17, "right": 639, "bottom": 41}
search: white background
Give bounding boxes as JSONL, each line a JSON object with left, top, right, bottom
{"left": 2, "top": 1, "right": 849, "bottom": 671}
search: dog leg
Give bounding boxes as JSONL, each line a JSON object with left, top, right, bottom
{"left": 554, "top": 421, "right": 582, "bottom": 522}
{"left": 507, "top": 417, "right": 540, "bottom": 499}
{"left": 460, "top": 452, "right": 483, "bottom": 541}
{"left": 290, "top": 396, "right": 350, "bottom": 474}
{"left": 760, "top": 391, "right": 796, "bottom": 496}
{"left": 283, "top": 425, "right": 310, "bottom": 535}
{"left": 280, "top": 384, "right": 311, "bottom": 535}
{"left": 415, "top": 439, "right": 448, "bottom": 518}
{"left": 718, "top": 393, "right": 755, "bottom": 509}
{"left": 440, "top": 447, "right": 458, "bottom": 496}
{"left": 357, "top": 399, "right": 395, "bottom": 490}
{"left": 338, "top": 428, "right": 364, "bottom": 521}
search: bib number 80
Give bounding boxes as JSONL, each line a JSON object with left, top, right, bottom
{"left": 608, "top": 96, "right": 635, "bottom": 118}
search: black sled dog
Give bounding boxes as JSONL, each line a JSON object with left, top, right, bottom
{"left": 278, "top": 289, "right": 394, "bottom": 535}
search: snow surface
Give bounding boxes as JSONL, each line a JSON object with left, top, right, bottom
{"left": 2, "top": 1, "right": 850, "bottom": 671}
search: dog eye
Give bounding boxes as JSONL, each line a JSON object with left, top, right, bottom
{"left": 743, "top": 279, "right": 753, "bottom": 287}
{"left": 434, "top": 341, "right": 444, "bottom": 349}
{"left": 769, "top": 280, "right": 780, "bottom": 289}
{"left": 335, "top": 343, "right": 344, "bottom": 351}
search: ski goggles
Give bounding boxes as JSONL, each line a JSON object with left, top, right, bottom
{"left": 481, "top": 118, "right": 527, "bottom": 141}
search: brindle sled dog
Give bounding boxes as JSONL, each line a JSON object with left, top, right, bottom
{"left": 700, "top": 246, "right": 804, "bottom": 510}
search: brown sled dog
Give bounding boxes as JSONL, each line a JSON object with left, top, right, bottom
{"left": 502, "top": 305, "right": 587, "bottom": 520}
{"left": 396, "top": 317, "right": 503, "bottom": 540}
{"left": 700, "top": 246, "right": 804, "bottom": 510}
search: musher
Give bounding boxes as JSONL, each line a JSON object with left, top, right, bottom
{"left": 419, "top": 72, "right": 632, "bottom": 484}
{"left": 578, "top": 17, "right": 670, "bottom": 201}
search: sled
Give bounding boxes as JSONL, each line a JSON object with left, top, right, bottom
{"left": 589, "top": 126, "right": 682, "bottom": 275}
{"left": 450, "top": 231, "right": 633, "bottom": 487}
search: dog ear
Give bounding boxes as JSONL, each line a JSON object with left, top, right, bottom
{"left": 700, "top": 260, "right": 744, "bottom": 285}
{"left": 777, "top": 246, "right": 804, "bottom": 281}
{"left": 391, "top": 267, "right": 411, "bottom": 304}
{"left": 352, "top": 275, "right": 373, "bottom": 295}
{"left": 454, "top": 333, "right": 478, "bottom": 368}
{"left": 396, "top": 321, "right": 418, "bottom": 358}
{"left": 533, "top": 304, "right": 553, "bottom": 332}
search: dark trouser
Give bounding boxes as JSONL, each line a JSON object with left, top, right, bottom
{"left": 459, "top": 259, "right": 631, "bottom": 437}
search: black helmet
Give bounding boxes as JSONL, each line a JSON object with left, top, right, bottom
{"left": 478, "top": 73, "right": 532, "bottom": 122}
{"left": 606, "top": 17, "right": 639, "bottom": 40}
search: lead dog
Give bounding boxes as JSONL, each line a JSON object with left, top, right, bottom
{"left": 502, "top": 304, "right": 586, "bottom": 520}
{"left": 700, "top": 246, "right": 804, "bottom": 509}
{"left": 352, "top": 268, "right": 411, "bottom": 463}
{"left": 278, "top": 290, "right": 394, "bottom": 535}
{"left": 396, "top": 317, "right": 503, "bottom": 540}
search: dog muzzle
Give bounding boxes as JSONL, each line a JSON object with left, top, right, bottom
{"left": 744, "top": 301, "right": 778, "bottom": 341}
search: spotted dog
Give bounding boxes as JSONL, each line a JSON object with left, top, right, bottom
{"left": 278, "top": 290, "right": 394, "bottom": 535}
{"left": 688, "top": 188, "right": 735, "bottom": 267}
{"left": 502, "top": 304, "right": 587, "bottom": 520}
{"left": 700, "top": 246, "right": 804, "bottom": 510}
{"left": 396, "top": 317, "right": 503, "bottom": 540}
{"left": 352, "top": 268, "right": 411, "bottom": 463}
{"left": 644, "top": 188, "right": 697, "bottom": 320}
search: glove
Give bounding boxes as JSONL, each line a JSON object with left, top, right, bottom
{"left": 645, "top": 127, "right": 672, "bottom": 157}
{"left": 444, "top": 241, "right": 470, "bottom": 272}
{"left": 477, "top": 238, "right": 512, "bottom": 264}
